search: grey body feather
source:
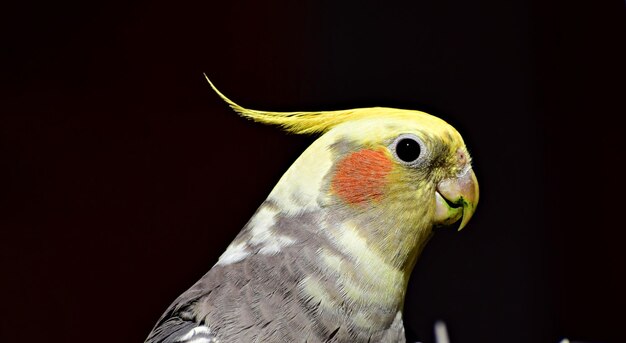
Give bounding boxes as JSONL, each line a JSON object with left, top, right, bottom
{"left": 145, "top": 204, "right": 407, "bottom": 343}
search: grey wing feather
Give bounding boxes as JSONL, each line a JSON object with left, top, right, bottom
{"left": 145, "top": 291, "right": 217, "bottom": 343}
{"left": 145, "top": 318, "right": 200, "bottom": 343}
{"left": 146, "top": 314, "right": 219, "bottom": 343}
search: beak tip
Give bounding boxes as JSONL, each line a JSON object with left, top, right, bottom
{"left": 457, "top": 214, "right": 468, "bottom": 231}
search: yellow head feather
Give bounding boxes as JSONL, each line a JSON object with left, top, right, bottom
{"left": 205, "top": 75, "right": 442, "bottom": 136}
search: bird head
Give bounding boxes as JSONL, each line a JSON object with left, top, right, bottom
{"left": 207, "top": 77, "right": 478, "bottom": 274}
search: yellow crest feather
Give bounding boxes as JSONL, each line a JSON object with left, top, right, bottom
{"left": 205, "top": 75, "right": 383, "bottom": 135}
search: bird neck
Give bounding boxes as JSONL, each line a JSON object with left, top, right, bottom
{"left": 323, "top": 210, "right": 433, "bottom": 299}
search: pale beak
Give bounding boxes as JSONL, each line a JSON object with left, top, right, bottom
{"left": 433, "top": 168, "right": 479, "bottom": 230}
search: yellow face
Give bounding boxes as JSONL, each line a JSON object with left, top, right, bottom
{"left": 324, "top": 110, "right": 477, "bottom": 223}
{"left": 315, "top": 110, "right": 478, "bottom": 269}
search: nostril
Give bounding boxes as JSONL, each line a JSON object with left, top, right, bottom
{"left": 457, "top": 149, "right": 467, "bottom": 164}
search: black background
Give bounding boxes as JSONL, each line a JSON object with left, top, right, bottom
{"left": 2, "top": 1, "right": 624, "bottom": 342}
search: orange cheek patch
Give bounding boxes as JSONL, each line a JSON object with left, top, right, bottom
{"left": 331, "top": 148, "right": 393, "bottom": 205}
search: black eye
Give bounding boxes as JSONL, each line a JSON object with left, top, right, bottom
{"left": 390, "top": 133, "right": 427, "bottom": 166}
{"left": 396, "top": 138, "right": 421, "bottom": 163}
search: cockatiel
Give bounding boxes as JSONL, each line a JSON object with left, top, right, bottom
{"left": 145, "top": 78, "right": 479, "bottom": 343}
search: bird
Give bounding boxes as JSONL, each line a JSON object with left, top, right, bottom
{"left": 144, "top": 77, "right": 479, "bottom": 343}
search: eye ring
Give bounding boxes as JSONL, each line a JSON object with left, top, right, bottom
{"left": 390, "top": 133, "right": 428, "bottom": 166}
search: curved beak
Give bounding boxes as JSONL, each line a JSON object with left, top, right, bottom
{"left": 433, "top": 168, "right": 479, "bottom": 230}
